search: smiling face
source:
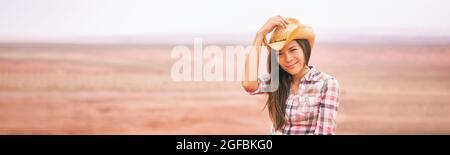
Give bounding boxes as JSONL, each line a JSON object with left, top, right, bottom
{"left": 277, "top": 40, "right": 307, "bottom": 75}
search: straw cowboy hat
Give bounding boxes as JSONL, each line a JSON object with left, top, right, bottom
{"left": 264, "top": 18, "right": 315, "bottom": 51}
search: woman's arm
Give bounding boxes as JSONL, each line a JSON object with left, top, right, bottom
{"left": 241, "top": 33, "right": 264, "bottom": 92}
{"left": 242, "top": 16, "right": 288, "bottom": 93}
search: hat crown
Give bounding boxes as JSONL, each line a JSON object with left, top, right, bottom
{"left": 265, "top": 17, "right": 315, "bottom": 50}
{"left": 269, "top": 18, "right": 302, "bottom": 44}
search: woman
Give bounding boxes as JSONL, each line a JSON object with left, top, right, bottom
{"left": 242, "top": 16, "right": 340, "bottom": 135}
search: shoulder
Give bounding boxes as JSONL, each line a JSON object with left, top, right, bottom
{"left": 313, "top": 71, "right": 340, "bottom": 103}
{"left": 310, "top": 68, "right": 338, "bottom": 83}
{"left": 319, "top": 75, "right": 339, "bottom": 98}
{"left": 311, "top": 69, "right": 339, "bottom": 90}
{"left": 322, "top": 74, "right": 339, "bottom": 87}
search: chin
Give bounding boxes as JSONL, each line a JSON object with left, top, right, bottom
{"left": 285, "top": 67, "right": 301, "bottom": 75}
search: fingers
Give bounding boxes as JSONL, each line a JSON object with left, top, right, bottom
{"left": 276, "top": 18, "right": 287, "bottom": 28}
{"left": 282, "top": 18, "right": 289, "bottom": 25}
{"left": 272, "top": 15, "right": 289, "bottom": 28}
{"left": 277, "top": 15, "right": 289, "bottom": 25}
{"left": 281, "top": 19, "right": 288, "bottom": 27}
{"left": 275, "top": 21, "right": 286, "bottom": 28}
{"left": 260, "top": 15, "right": 289, "bottom": 35}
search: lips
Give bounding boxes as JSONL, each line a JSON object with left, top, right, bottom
{"left": 285, "top": 61, "right": 298, "bottom": 69}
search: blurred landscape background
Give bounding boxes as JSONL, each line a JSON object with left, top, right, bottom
{"left": 0, "top": 0, "right": 449, "bottom": 134}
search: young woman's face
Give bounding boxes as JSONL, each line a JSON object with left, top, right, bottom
{"left": 277, "top": 41, "right": 306, "bottom": 75}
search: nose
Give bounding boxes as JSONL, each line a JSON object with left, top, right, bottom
{"left": 284, "top": 53, "right": 293, "bottom": 63}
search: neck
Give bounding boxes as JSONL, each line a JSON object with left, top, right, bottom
{"left": 292, "top": 66, "right": 310, "bottom": 84}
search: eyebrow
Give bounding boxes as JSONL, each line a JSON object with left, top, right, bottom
{"left": 288, "top": 45, "right": 297, "bottom": 50}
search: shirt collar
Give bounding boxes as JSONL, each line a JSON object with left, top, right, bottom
{"left": 300, "top": 66, "right": 321, "bottom": 82}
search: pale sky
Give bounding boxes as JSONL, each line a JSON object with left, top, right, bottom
{"left": 0, "top": 0, "right": 449, "bottom": 40}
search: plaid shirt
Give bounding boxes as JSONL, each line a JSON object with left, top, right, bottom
{"left": 250, "top": 66, "right": 340, "bottom": 135}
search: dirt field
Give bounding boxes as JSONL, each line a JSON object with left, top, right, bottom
{"left": 0, "top": 42, "right": 449, "bottom": 134}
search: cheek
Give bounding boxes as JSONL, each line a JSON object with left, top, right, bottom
{"left": 295, "top": 53, "right": 305, "bottom": 65}
{"left": 277, "top": 58, "right": 290, "bottom": 71}
{"left": 277, "top": 56, "right": 288, "bottom": 66}
{"left": 298, "top": 57, "right": 306, "bottom": 67}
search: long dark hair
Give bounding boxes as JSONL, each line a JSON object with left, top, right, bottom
{"left": 266, "top": 39, "right": 311, "bottom": 131}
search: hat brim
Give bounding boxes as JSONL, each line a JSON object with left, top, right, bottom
{"left": 267, "top": 26, "right": 315, "bottom": 51}
{"left": 267, "top": 41, "right": 286, "bottom": 51}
